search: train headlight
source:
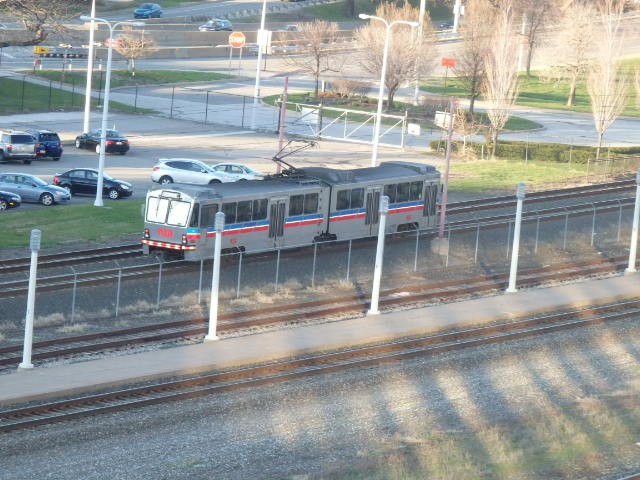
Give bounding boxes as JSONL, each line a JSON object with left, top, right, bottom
{"left": 181, "top": 233, "right": 188, "bottom": 244}
{"left": 143, "top": 228, "right": 150, "bottom": 239}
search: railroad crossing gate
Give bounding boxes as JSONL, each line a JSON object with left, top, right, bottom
{"left": 228, "top": 32, "right": 246, "bottom": 48}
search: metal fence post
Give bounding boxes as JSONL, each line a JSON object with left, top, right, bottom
{"left": 534, "top": 217, "right": 540, "bottom": 254}
{"left": 134, "top": 84, "right": 138, "bottom": 112}
{"left": 115, "top": 269, "right": 122, "bottom": 317}
{"left": 563, "top": 212, "right": 569, "bottom": 250}
{"left": 70, "top": 269, "right": 77, "bottom": 325}
{"left": 275, "top": 248, "right": 281, "bottom": 292}
{"left": 591, "top": 204, "right": 596, "bottom": 247}
{"left": 346, "top": 239, "right": 352, "bottom": 281}
{"left": 413, "top": 227, "right": 420, "bottom": 272}
{"left": 474, "top": 223, "right": 480, "bottom": 264}
{"left": 170, "top": 86, "right": 175, "bottom": 118}
{"left": 204, "top": 90, "right": 209, "bottom": 124}
{"left": 156, "top": 260, "right": 163, "bottom": 308}
{"left": 236, "top": 251, "right": 243, "bottom": 299}
{"left": 198, "top": 258, "right": 204, "bottom": 304}
{"left": 311, "top": 242, "right": 318, "bottom": 288}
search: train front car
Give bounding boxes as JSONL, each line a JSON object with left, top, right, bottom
{"left": 142, "top": 188, "right": 208, "bottom": 261}
{"left": 302, "top": 161, "right": 440, "bottom": 241}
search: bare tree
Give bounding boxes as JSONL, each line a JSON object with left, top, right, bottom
{"left": 356, "top": 2, "right": 435, "bottom": 112}
{"left": 482, "top": 0, "right": 520, "bottom": 158}
{"left": 587, "top": 0, "right": 628, "bottom": 160}
{"left": 114, "top": 32, "right": 156, "bottom": 76}
{"left": 453, "top": 0, "right": 495, "bottom": 117}
{"left": 281, "top": 20, "right": 342, "bottom": 97}
{"left": 514, "top": 0, "right": 559, "bottom": 75}
{"left": 546, "top": 2, "right": 596, "bottom": 106}
{"left": 0, "top": 0, "right": 86, "bottom": 45}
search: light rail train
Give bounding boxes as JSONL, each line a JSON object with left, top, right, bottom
{"left": 141, "top": 161, "right": 441, "bottom": 260}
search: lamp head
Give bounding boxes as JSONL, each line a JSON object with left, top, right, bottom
{"left": 358, "top": 13, "right": 370, "bottom": 20}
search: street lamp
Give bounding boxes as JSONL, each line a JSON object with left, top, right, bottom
{"left": 359, "top": 14, "right": 418, "bottom": 167}
{"left": 80, "top": 15, "right": 144, "bottom": 207}
{"left": 82, "top": 0, "right": 96, "bottom": 134}
{"left": 251, "top": 0, "right": 268, "bottom": 130}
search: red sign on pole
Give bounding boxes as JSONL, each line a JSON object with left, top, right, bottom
{"left": 228, "top": 32, "right": 246, "bottom": 48}
{"left": 441, "top": 57, "right": 456, "bottom": 68}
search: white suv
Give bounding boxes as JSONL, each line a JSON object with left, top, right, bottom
{"left": 0, "top": 130, "right": 36, "bottom": 164}
{"left": 151, "top": 158, "right": 234, "bottom": 185}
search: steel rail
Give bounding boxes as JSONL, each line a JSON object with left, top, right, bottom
{"left": 1, "top": 294, "right": 637, "bottom": 432}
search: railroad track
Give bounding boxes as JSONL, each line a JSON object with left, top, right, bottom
{"left": 0, "top": 254, "right": 629, "bottom": 370}
{"left": 0, "top": 195, "right": 635, "bottom": 299}
{"left": 0, "top": 179, "right": 634, "bottom": 278}
{"left": 1, "top": 288, "right": 637, "bottom": 432}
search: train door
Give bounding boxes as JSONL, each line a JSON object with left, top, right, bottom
{"left": 268, "top": 197, "right": 287, "bottom": 248}
{"left": 365, "top": 186, "right": 382, "bottom": 236}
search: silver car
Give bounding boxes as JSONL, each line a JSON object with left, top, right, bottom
{"left": 211, "top": 162, "right": 264, "bottom": 181}
{"left": 151, "top": 158, "right": 233, "bottom": 185}
{"left": 0, "top": 173, "right": 71, "bottom": 206}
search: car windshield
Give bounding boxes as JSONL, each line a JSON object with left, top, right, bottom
{"left": 141, "top": 4, "right": 154, "bottom": 8}
{"left": 102, "top": 172, "right": 115, "bottom": 180}
{"left": 106, "top": 130, "right": 122, "bottom": 138}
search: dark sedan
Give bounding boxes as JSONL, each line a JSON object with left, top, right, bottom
{"left": 53, "top": 168, "right": 133, "bottom": 200}
{"left": 0, "top": 190, "right": 20, "bottom": 210}
{"left": 75, "top": 129, "right": 130, "bottom": 155}
{"left": 134, "top": 3, "right": 162, "bottom": 18}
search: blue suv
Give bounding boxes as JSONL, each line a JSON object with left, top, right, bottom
{"left": 134, "top": 3, "right": 162, "bottom": 18}
{"left": 27, "top": 129, "right": 63, "bottom": 161}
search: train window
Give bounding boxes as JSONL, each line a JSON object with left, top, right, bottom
{"left": 336, "top": 190, "right": 350, "bottom": 210}
{"left": 410, "top": 181, "right": 424, "bottom": 200}
{"left": 146, "top": 196, "right": 169, "bottom": 223}
{"left": 166, "top": 199, "right": 191, "bottom": 227}
{"left": 253, "top": 199, "right": 267, "bottom": 220}
{"left": 237, "top": 200, "right": 252, "bottom": 222}
{"left": 384, "top": 184, "right": 397, "bottom": 203}
{"left": 201, "top": 204, "right": 219, "bottom": 227}
{"left": 304, "top": 193, "right": 318, "bottom": 214}
{"left": 189, "top": 204, "right": 200, "bottom": 228}
{"left": 351, "top": 188, "right": 364, "bottom": 208}
{"left": 396, "top": 182, "right": 410, "bottom": 202}
{"left": 289, "top": 195, "right": 304, "bottom": 216}
{"left": 222, "top": 202, "right": 237, "bottom": 224}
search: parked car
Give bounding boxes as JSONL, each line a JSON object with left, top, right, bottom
{"left": 276, "top": 24, "right": 303, "bottom": 32}
{"left": 75, "top": 129, "right": 130, "bottom": 155}
{"left": 0, "top": 173, "right": 70, "bottom": 206}
{"left": 151, "top": 158, "right": 234, "bottom": 185}
{"left": 211, "top": 162, "right": 264, "bottom": 181}
{"left": 0, "top": 129, "right": 36, "bottom": 164}
{"left": 134, "top": 3, "right": 162, "bottom": 18}
{"left": 439, "top": 20, "right": 454, "bottom": 29}
{"left": 198, "top": 19, "right": 233, "bottom": 31}
{"left": 26, "top": 129, "right": 63, "bottom": 161}
{"left": 0, "top": 190, "right": 21, "bottom": 211}
{"left": 53, "top": 168, "right": 133, "bottom": 200}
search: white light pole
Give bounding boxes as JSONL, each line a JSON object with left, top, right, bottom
{"left": 359, "top": 14, "right": 418, "bottom": 167}
{"left": 82, "top": 0, "right": 96, "bottom": 134}
{"left": 205, "top": 212, "right": 225, "bottom": 341}
{"left": 80, "top": 16, "right": 144, "bottom": 207}
{"left": 368, "top": 195, "right": 389, "bottom": 316}
{"left": 506, "top": 182, "right": 526, "bottom": 293}
{"left": 19, "top": 229, "right": 41, "bottom": 370}
{"left": 251, "top": 0, "right": 268, "bottom": 130}
{"left": 626, "top": 169, "right": 640, "bottom": 273}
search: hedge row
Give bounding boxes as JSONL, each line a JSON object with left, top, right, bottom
{"left": 429, "top": 139, "right": 640, "bottom": 163}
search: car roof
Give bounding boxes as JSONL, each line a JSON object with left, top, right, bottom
{"left": 158, "top": 158, "right": 206, "bottom": 164}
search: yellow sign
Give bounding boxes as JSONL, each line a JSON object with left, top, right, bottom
{"left": 33, "top": 46, "right": 49, "bottom": 54}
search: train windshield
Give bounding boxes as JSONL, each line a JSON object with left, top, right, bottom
{"left": 146, "top": 195, "right": 192, "bottom": 227}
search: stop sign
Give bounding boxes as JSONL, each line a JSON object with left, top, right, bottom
{"left": 228, "top": 32, "right": 246, "bottom": 48}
